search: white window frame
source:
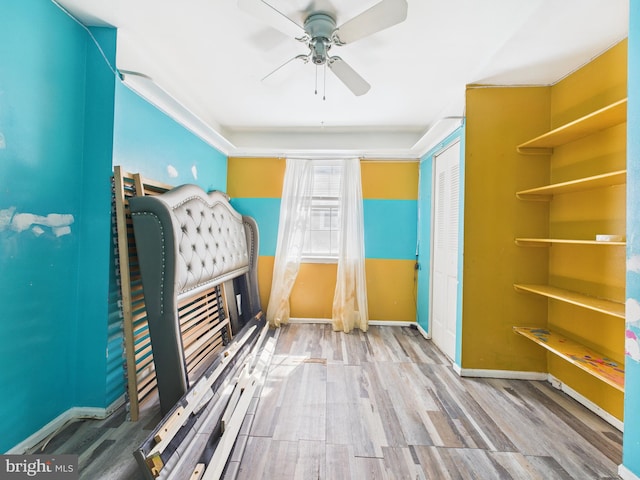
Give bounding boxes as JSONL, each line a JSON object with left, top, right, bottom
{"left": 301, "top": 160, "right": 342, "bottom": 264}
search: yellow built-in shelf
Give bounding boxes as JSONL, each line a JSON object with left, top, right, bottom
{"left": 513, "top": 284, "right": 625, "bottom": 319}
{"left": 515, "top": 238, "right": 626, "bottom": 247}
{"left": 516, "top": 170, "right": 626, "bottom": 201}
{"left": 516, "top": 98, "right": 627, "bottom": 154}
{"left": 513, "top": 327, "right": 624, "bottom": 392}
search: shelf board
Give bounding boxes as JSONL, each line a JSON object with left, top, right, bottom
{"left": 513, "top": 284, "right": 625, "bottom": 319}
{"left": 515, "top": 238, "right": 626, "bottom": 247}
{"left": 516, "top": 170, "right": 626, "bottom": 201}
{"left": 513, "top": 327, "right": 624, "bottom": 392}
{"left": 516, "top": 98, "right": 627, "bottom": 154}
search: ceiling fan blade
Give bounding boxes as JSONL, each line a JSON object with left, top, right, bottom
{"left": 262, "top": 54, "right": 308, "bottom": 85}
{"left": 334, "top": 0, "right": 408, "bottom": 44}
{"left": 328, "top": 57, "right": 370, "bottom": 96}
{"left": 238, "top": 0, "right": 304, "bottom": 38}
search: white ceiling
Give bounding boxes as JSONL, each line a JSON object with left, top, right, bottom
{"left": 54, "top": 0, "right": 629, "bottom": 159}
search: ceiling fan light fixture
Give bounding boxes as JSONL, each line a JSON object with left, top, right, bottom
{"left": 310, "top": 38, "right": 330, "bottom": 65}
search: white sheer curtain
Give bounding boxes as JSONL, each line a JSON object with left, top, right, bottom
{"left": 266, "top": 158, "right": 314, "bottom": 327}
{"left": 332, "top": 158, "right": 368, "bottom": 333}
{"left": 267, "top": 157, "right": 368, "bottom": 333}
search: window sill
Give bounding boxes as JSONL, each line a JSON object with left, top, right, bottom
{"left": 301, "top": 256, "right": 338, "bottom": 264}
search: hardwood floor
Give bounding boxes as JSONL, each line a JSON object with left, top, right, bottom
{"left": 28, "top": 398, "right": 162, "bottom": 480}
{"left": 32, "top": 323, "right": 622, "bottom": 479}
{"left": 228, "top": 324, "right": 622, "bottom": 480}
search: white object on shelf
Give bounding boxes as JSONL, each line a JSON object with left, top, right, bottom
{"left": 596, "top": 234, "right": 624, "bottom": 242}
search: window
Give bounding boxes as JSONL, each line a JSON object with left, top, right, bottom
{"left": 302, "top": 162, "right": 342, "bottom": 261}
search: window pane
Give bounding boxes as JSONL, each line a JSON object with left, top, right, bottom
{"left": 313, "top": 165, "right": 342, "bottom": 197}
{"left": 302, "top": 163, "right": 342, "bottom": 259}
{"left": 310, "top": 230, "right": 332, "bottom": 255}
{"left": 329, "top": 230, "right": 339, "bottom": 255}
{"left": 328, "top": 207, "right": 338, "bottom": 229}
{"left": 310, "top": 206, "right": 338, "bottom": 229}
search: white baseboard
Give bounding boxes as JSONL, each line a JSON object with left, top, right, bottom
{"left": 452, "top": 367, "right": 623, "bottom": 431}
{"left": 288, "top": 317, "right": 416, "bottom": 328}
{"left": 619, "top": 464, "right": 640, "bottom": 480}
{"left": 547, "top": 375, "right": 624, "bottom": 432}
{"left": 288, "top": 317, "right": 332, "bottom": 324}
{"left": 7, "top": 395, "right": 125, "bottom": 454}
{"left": 370, "top": 320, "right": 415, "bottom": 327}
{"left": 455, "top": 367, "right": 548, "bottom": 381}
{"left": 416, "top": 323, "right": 431, "bottom": 340}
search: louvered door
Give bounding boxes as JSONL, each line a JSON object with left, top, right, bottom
{"left": 431, "top": 141, "right": 460, "bottom": 361}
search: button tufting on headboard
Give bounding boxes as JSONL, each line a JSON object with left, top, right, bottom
{"left": 172, "top": 196, "right": 249, "bottom": 296}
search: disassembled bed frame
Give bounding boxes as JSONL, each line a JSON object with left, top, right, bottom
{"left": 112, "top": 168, "right": 268, "bottom": 478}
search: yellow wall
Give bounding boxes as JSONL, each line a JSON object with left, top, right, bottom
{"left": 546, "top": 40, "right": 627, "bottom": 419}
{"left": 462, "top": 86, "right": 551, "bottom": 371}
{"left": 291, "top": 263, "right": 338, "bottom": 319}
{"left": 257, "top": 255, "right": 274, "bottom": 313}
{"left": 551, "top": 40, "right": 628, "bottom": 128}
{"left": 227, "top": 156, "right": 285, "bottom": 198}
{"left": 365, "top": 259, "right": 417, "bottom": 322}
{"left": 282, "top": 259, "right": 417, "bottom": 322}
{"left": 361, "top": 160, "right": 419, "bottom": 200}
{"left": 462, "top": 40, "right": 627, "bottom": 420}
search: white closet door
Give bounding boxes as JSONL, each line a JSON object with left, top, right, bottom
{"left": 431, "top": 141, "right": 460, "bottom": 361}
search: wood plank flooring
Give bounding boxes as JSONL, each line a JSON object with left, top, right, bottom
{"left": 229, "top": 324, "right": 622, "bottom": 480}
{"left": 31, "top": 323, "right": 622, "bottom": 479}
{"left": 28, "top": 399, "right": 162, "bottom": 480}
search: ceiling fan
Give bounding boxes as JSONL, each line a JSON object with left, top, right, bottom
{"left": 238, "top": 0, "right": 409, "bottom": 97}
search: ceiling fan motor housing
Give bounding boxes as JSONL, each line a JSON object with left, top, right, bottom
{"left": 304, "top": 12, "right": 336, "bottom": 65}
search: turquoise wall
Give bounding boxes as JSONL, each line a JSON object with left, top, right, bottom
{"left": 623, "top": 0, "right": 640, "bottom": 475}
{"left": 229, "top": 198, "right": 280, "bottom": 256}
{"left": 113, "top": 83, "right": 227, "bottom": 192}
{"left": 231, "top": 197, "right": 417, "bottom": 261}
{"left": 416, "top": 126, "right": 465, "bottom": 363}
{"left": 363, "top": 200, "right": 417, "bottom": 260}
{"left": 0, "top": 0, "right": 115, "bottom": 452}
{"left": 417, "top": 154, "right": 433, "bottom": 331}
{"left": 0, "top": 0, "right": 229, "bottom": 453}
{"left": 76, "top": 27, "right": 119, "bottom": 408}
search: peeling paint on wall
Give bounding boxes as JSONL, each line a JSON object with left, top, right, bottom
{"left": 0, "top": 207, "right": 74, "bottom": 237}
{"left": 627, "top": 328, "right": 640, "bottom": 361}
{"left": 627, "top": 249, "right": 640, "bottom": 364}
{"left": 627, "top": 254, "right": 640, "bottom": 361}
{"left": 628, "top": 297, "right": 640, "bottom": 325}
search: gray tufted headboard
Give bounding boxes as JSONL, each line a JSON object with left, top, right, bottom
{"left": 129, "top": 184, "right": 261, "bottom": 414}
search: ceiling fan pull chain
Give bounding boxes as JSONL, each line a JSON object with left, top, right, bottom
{"left": 323, "top": 63, "right": 327, "bottom": 101}
{"left": 315, "top": 64, "right": 319, "bottom": 95}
